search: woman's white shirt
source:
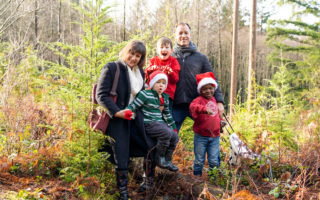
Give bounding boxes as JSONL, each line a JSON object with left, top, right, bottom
{"left": 127, "top": 65, "right": 143, "bottom": 103}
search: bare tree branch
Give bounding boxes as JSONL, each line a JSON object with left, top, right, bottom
{"left": 0, "top": 0, "right": 26, "bottom": 35}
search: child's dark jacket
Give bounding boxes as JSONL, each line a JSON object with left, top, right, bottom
{"left": 189, "top": 96, "right": 221, "bottom": 137}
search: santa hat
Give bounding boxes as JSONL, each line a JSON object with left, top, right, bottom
{"left": 196, "top": 72, "right": 218, "bottom": 93}
{"left": 148, "top": 70, "right": 168, "bottom": 90}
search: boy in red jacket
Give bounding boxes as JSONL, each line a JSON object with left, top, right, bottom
{"left": 189, "top": 72, "right": 222, "bottom": 177}
{"left": 145, "top": 37, "right": 180, "bottom": 111}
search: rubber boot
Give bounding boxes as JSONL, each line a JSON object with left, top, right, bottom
{"left": 116, "top": 170, "right": 129, "bottom": 200}
{"left": 138, "top": 159, "right": 156, "bottom": 193}
{"left": 156, "top": 146, "right": 169, "bottom": 169}
{"left": 165, "top": 149, "right": 178, "bottom": 172}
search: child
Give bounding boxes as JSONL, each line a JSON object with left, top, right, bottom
{"left": 189, "top": 72, "right": 221, "bottom": 177}
{"left": 145, "top": 37, "right": 180, "bottom": 110}
{"left": 124, "top": 70, "right": 179, "bottom": 172}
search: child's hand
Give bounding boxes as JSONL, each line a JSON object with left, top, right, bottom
{"left": 206, "top": 108, "right": 214, "bottom": 115}
{"left": 163, "top": 66, "right": 173, "bottom": 74}
{"left": 149, "top": 65, "right": 158, "bottom": 71}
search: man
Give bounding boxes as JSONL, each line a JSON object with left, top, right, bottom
{"left": 172, "top": 22, "right": 225, "bottom": 131}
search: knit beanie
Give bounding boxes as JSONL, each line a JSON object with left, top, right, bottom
{"left": 196, "top": 72, "right": 218, "bottom": 93}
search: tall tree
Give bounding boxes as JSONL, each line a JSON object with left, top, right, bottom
{"left": 0, "top": 0, "right": 26, "bottom": 36}
{"left": 266, "top": 0, "right": 320, "bottom": 93}
{"left": 34, "top": 0, "right": 38, "bottom": 48}
{"left": 49, "top": 0, "right": 114, "bottom": 175}
{"left": 122, "top": 0, "right": 126, "bottom": 41}
{"left": 247, "top": 0, "right": 257, "bottom": 112}
{"left": 256, "top": 0, "right": 272, "bottom": 32}
{"left": 229, "top": 0, "right": 239, "bottom": 118}
{"left": 50, "top": 0, "right": 54, "bottom": 39}
{"left": 58, "top": 0, "right": 62, "bottom": 64}
{"left": 217, "top": 0, "right": 223, "bottom": 77}
{"left": 196, "top": 0, "right": 200, "bottom": 46}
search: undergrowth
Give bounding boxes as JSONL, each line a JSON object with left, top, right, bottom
{"left": 0, "top": 0, "right": 319, "bottom": 199}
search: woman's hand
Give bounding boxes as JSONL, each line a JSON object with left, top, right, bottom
{"left": 114, "top": 110, "right": 127, "bottom": 119}
{"left": 114, "top": 109, "right": 135, "bottom": 120}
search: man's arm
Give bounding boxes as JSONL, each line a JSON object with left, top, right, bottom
{"left": 202, "top": 55, "right": 225, "bottom": 118}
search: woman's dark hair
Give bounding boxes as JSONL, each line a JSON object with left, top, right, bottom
{"left": 176, "top": 22, "right": 191, "bottom": 31}
{"left": 119, "top": 40, "right": 146, "bottom": 68}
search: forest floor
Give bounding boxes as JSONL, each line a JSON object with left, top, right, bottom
{"left": 0, "top": 142, "right": 320, "bottom": 199}
{"left": 0, "top": 173, "right": 80, "bottom": 199}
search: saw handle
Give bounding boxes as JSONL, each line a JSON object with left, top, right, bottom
{"left": 223, "top": 113, "right": 235, "bottom": 132}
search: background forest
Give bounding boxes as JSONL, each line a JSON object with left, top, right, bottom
{"left": 0, "top": 0, "right": 319, "bottom": 199}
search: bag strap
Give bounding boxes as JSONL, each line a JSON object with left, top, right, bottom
{"left": 92, "top": 84, "right": 98, "bottom": 104}
{"left": 109, "top": 61, "right": 120, "bottom": 96}
{"left": 92, "top": 62, "right": 120, "bottom": 104}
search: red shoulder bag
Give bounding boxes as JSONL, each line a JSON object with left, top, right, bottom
{"left": 87, "top": 62, "right": 120, "bottom": 134}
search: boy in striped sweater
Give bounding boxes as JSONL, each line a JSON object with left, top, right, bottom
{"left": 124, "top": 70, "right": 179, "bottom": 172}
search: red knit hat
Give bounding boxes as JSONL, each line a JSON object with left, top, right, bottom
{"left": 196, "top": 72, "right": 218, "bottom": 93}
{"left": 148, "top": 70, "right": 168, "bottom": 90}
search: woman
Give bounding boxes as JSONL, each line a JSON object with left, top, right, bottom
{"left": 96, "top": 40, "right": 156, "bottom": 200}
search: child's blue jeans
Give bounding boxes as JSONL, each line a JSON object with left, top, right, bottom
{"left": 193, "top": 133, "right": 220, "bottom": 175}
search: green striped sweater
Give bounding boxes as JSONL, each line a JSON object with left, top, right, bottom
{"left": 127, "top": 89, "right": 177, "bottom": 130}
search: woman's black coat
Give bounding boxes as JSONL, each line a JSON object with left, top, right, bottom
{"left": 96, "top": 61, "right": 155, "bottom": 169}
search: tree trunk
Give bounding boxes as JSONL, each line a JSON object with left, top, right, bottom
{"left": 58, "top": 0, "right": 62, "bottom": 64}
{"left": 80, "top": 0, "right": 85, "bottom": 42}
{"left": 196, "top": 0, "right": 200, "bottom": 47}
{"left": 174, "top": 0, "right": 178, "bottom": 26}
{"left": 34, "top": 0, "right": 38, "bottom": 48}
{"left": 247, "top": 0, "right": 256, "bottom": 112}
{"left": 69, "top": 0, "right": 72, "bottom": 44}
{"left": 50, "top": 0, "right": 54, "bottom": 39}
{"left": 217, "top": 1, "right": 222, "bottom": 79}
{"left": 229, "top": 0, "right": 239, "bottom": 119}
{"left": 123, "top": 0, "right": 126, "bottom": 41}
{"left": 58, "top": 0, "right": 62, "bottom": 40}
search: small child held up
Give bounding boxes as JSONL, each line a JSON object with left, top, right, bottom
{"left": 145, "top": 37, "right": 180, "bottom": 110}
{"left": 124, "top": 70, "right": 179, "bottom": 172}
{"left": 189, "top": 72, "right": 222, "bottom": 177}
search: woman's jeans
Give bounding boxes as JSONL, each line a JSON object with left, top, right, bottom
{"left": 193, "top": 133, "right": 220, "bottom": 175}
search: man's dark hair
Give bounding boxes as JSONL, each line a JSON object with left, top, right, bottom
{"left": 176, "top": 22, "right": 191, "bottom": 31}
